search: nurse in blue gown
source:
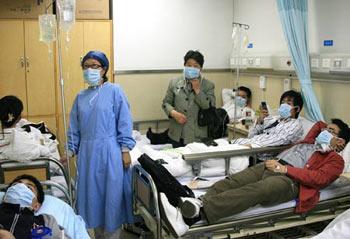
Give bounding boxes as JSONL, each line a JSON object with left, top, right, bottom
{"left": 66, "top": 51, "right": 135, "bottom": 238}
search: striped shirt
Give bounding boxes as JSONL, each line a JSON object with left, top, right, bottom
{"left": 277, "top": 143, "right": 318, "bottom": 168}
{"left": 231, "top": 116, "right": 303, "bottom": 147}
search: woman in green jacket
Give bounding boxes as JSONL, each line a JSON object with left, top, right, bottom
{"left": 162, "top": 50, "right": 215, "bottom": 147}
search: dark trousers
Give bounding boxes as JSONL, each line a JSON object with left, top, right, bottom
{"left": 202, "top": 163, "right": 299, "bottom": 223}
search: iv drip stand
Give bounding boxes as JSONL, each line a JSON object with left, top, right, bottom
{"left": 231, "top": 22, "right": 250, "bottom": 140}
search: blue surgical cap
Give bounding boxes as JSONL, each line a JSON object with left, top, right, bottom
{"left": 82, "top": 51, "right": 109, "bottom": 73}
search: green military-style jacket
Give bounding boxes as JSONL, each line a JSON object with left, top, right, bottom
{"left": 162, "top": 76, "right": 215, "bottom": 144}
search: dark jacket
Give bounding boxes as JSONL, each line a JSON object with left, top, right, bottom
{"left": 0, "top": 202, "right": 69, "bottom": 239}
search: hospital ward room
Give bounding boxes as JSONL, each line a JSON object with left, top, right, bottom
{"left": 1, "top": 0, "right": 350, "bottom": 238}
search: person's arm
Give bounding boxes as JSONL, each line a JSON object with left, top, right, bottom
{"left": 67, "top": 97, "right": 81, "bottom": 156}
{"left": 161, "top": 79, "right": 187, "bottom": 125}
{"left": 193, "top": 80, "right": 215, "bottom": 109}
{"left": 248, "top": 119, "right": 303, "bottom": 147}
{"left": 247, "top": 109, "right": 271, "bottom": 137}
{"left": 286, "top": 154, "right": 344, "bottom": 189}
{"left": 300, "top": 121, "right": 326, "bottom": 144}
{"left": 162, "top": 80, "right": 176, "bottom": 117}
{"left": 114, "top": 86, "right": 136, "bottom": 168}
{"left": 43, "top": 214, "right": 71, "bottom": 239}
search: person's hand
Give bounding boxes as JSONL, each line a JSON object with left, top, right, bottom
{"left": 0, "top": 229, "right": 15, "bottom": 239}
{"left": 190, "top": 79, "right": 201, "bottom": 95}
{"left": 122, "top": 152, "right": 132, "bottom": 168}
{"left": 170, "top": 110, "right": 187, "bottom": 125}
{"left": 330, "top": 137, "right": 346, "bottom": 152}
{"left": 265, "top": 160, "right": 287, "bottom": 174}
{"left": 257, "top": 106, "right": 269, "bottom": 124}
{"left": 60, "top": 156, "right": 68, "bottom": 166}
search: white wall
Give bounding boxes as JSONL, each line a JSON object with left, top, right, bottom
{"left": 233, "top": 0, "right": 350, "bottom": 55}
{"left": 113, "top": 0, "right": 234, "bottom": 71}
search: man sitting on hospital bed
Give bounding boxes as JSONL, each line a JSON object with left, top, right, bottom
{"left": 231, "top": 90, "right": 304, "bottom": 148}
{"left": 0, "top": 174, "right": 70, "bottom": 238}
{"left": 0, "top": 96, "right": 59, "bottom": 162}
{"left": 159, "top": 118, "right": 350, "bottom": 237}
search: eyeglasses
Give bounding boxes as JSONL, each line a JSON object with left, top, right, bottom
{"left": 324, "top": 127, "right": 339, "bottom": 136}
{"left": 82, "top": 64, "right": 102, "bottom": 70}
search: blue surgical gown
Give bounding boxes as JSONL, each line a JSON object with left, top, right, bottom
{"left": 67, "top": 82, "right": 136, "bottom": 232}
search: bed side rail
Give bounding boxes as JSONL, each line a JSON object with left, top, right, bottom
{"left": 182, "top": 145, "right": 290, "bottom": 162}
{"left": 183, "top": 145, "right": 290, "bottom": 176}
{"left": 132, "top": 165, "right": 162, "bottom": 238}
{"left": 0, "top": 158, "right": 70, "bottom": 189}
{"left": 0, "top": 158, "right": 73, "bottom": 205}
{"left": 186, "top": 194, "right": 350, "bottom": 237}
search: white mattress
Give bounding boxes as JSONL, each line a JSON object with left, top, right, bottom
{"left": 191, "top": 180, "right": 350, "bottom": 225}
{"left": 131, "top": 135, "right": 249, "bottom": 178}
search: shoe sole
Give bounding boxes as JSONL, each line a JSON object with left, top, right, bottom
{"left": 180, "top": 200, "right": 198, "bottom": 219}
{"left": 159, "top": 195, "right": 182, "bottom": 238}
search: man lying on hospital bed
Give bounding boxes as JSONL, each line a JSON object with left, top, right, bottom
{"left": 159, "top": 118, "right": 350, "bottom": 237}
{"left": 0, "top": 174, "right": 70, "bottom": 238}
{"left": 0, "top": 96, "right": 59, "bottom": 163}
{"left": 232, "top": 90, "right": 304, "bottom": 149}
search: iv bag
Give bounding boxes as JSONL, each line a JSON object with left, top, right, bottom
{"left": 57, "top": 0, "right": 76, "bottom": 32}
{"left": 39, "top": 14, "right": 57, "bottom": 44}
{"left": 241, "top": 29, "right": 249, "bottom": 55}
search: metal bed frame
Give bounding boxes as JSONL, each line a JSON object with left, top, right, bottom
{"left": 132, "top": 147, "right": 350, "bottom": 239}
{"left": 0, "top": 158, "right": 73, "bottom": 206}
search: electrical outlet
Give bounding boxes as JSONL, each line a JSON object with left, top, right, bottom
{"left": 322, "top": 58, "right": 331, "bottom": 68}
{"left": 311, "top": 58, "right": 319, "bottom": 68}
{"left": 333, "top": 59, "right": 342, "bottom": 68}
{"left": 248, "top": 58, "right": 254, "bottom": 65}
{"left": 259, "top": 75, "right": 266, "bottom": 89}
{"left": 255, "top": 57, "right": 261, "bottom": 66}
{"left": 283, "top": 78, "right": 291, "bottom": 92}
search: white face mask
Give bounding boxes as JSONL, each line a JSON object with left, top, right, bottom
{"left": 3, "top": 183, "right": 35, "bottom": 208}
{"left": 83, "top": 68, "right": 101, "bottom": 86}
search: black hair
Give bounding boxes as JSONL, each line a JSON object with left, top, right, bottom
{"left": 237, "top": 86, "right": 252, "bottom": 100}
{"left": 184, "top": 50, "right": 204, "bottom": 68}
{"left": 8, "top": 174, "right": 44, "bottom": 204}
{"left": 0, "top": 96, "right": 23, "bottom": 128}
{"left": 331, "top": 118, "right": 350, "bottom": 144}
{"left": 279, "top": 90, "right": 303, "bottom": 118}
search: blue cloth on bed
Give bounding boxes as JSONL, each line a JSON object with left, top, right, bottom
{"left": 0, "top": 193, "right": 89, "bottom": 239}
{"left": 67, "top": 82, "right": 136, "bottom": 232}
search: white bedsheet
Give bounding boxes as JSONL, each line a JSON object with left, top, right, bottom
{"left": 130, "top": 137, "right": 249, "bottom": 178}
{"left": 191, "top": 180, "right": 350, "bottom": 225}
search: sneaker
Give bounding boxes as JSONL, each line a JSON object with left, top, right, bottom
{"left": 159, "top": 193, "right": 189, "bottom": 237}
{"left": 180, "top": 197, "right": 203, "bottom": 219}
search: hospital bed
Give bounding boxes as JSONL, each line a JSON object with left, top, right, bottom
{"left": 132, "top": 146, "right": 350, "bottom": 239}
{"left": 0, "top": 157, "right": 73, "bottom": 206}
{"left": 0, "top": 189, "right": 89, "bottom": 239}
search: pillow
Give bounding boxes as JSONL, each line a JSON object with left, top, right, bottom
{"left": 341, "top": 142, "right": 350, "bottom": 173}
{"left": 0, "top": 192, "right": 89, "bottom": 239}
{"left": 221, "top": 88, "right": 234, "bottom": 106}
{"left": 299, "top": 116, "right": 316, "bottom": 140}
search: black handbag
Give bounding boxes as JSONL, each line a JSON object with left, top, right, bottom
{"left": 198, "top": 106, "right": 229, "bottom": 139}
{"left": 198, "top": 105, "right": 216, "bottom": 127}
{"left": 138, "top": 153, "right": 195, "bottom": 207}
